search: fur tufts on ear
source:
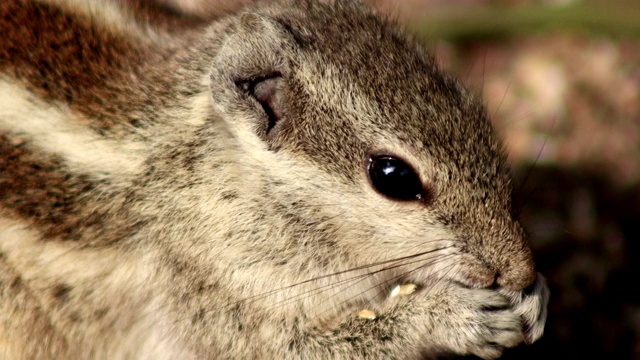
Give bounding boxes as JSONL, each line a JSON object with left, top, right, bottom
{"left": 238, "top": 12, "right": 272, "bottom": 33}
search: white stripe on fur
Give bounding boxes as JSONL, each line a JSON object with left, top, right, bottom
{"left": 0, "top": 77, "right": 145, "bottom": 180}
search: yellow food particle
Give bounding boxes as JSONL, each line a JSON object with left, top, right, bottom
{"left": 398, "top": 284, "right": 417, "bottom": 295}
{"left": 358, "top": 309, "right": 376, "bottom": 320}
{"left": 390, "top": 283, "right": 417, "bottom": 298}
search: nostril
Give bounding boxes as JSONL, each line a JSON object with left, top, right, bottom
{"left": 488, "top": 273, "right": 501, "bottom": 290}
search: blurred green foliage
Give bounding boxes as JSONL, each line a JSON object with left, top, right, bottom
{"left": 409, "top": 1, "right": 640, "bottom": 42}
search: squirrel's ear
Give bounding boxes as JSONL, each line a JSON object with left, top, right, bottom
{"left": 210, "top": 13, "right": 297, "bottom": 143}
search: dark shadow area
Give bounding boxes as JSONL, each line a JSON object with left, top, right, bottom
{"left": 500, "top": 164, "right": 640, "bottom": 359}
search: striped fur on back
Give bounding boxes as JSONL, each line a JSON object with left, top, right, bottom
{"left": 0, "top": 1, "right": 218, "bottom": 358}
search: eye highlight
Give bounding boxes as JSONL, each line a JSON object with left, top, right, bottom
{"left": 367, "top": 155, "right": 424, "bottom": 201}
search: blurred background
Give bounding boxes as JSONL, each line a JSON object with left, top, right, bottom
{"left": 367, "top": 0, "right": 639, "bottom": 358}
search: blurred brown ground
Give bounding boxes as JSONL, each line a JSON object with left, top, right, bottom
{"left": 368, "top": 0, "right": 640, "bottom": 358}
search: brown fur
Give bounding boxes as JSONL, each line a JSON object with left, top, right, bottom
{"left": 0, "top": 133, "right": 95, "bottom": 239}
{"left": 0, "top": 0, "right": 145, "bottom": 132}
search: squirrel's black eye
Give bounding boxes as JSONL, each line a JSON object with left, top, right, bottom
{"left": 368, "top": 156, "right": 424, "bottom": 201}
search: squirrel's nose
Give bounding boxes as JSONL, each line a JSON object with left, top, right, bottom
{"left": 494, "top": 247, "right": 536, "bottom": 291}
{"left": 479, "top": 218, "right": 537, "bottom": 291}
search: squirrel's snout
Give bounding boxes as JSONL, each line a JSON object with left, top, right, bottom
{"left": 477, "top": 218, "right": 538, "bottom": 291}
{"left": 493, "top": 248, "right": 537, "bottom": 291}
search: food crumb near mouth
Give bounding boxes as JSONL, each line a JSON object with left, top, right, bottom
{"left": 390, "top": 284, "right": 418, "bottom": 298}
{"left": 358, "top": 310, "right": 377, "bottom": 320}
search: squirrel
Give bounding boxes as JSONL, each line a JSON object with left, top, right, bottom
{"left": 0, "top": 0, "right": 549, "bottom": 358}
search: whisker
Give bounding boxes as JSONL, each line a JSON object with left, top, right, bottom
{"left": 265, "top": 251, "right": 456, "bottom": 312}
{"left": 513, "top": 116, "right": 557, "bottom": 218}
{"left": 319, "top": 256, "right": 459, "bottom": 318}
{"left": 232, "top": 244, "right": 454, "bottom": 307}
{"left": 493, "top": 81, "right": 511, "bottom": 120}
